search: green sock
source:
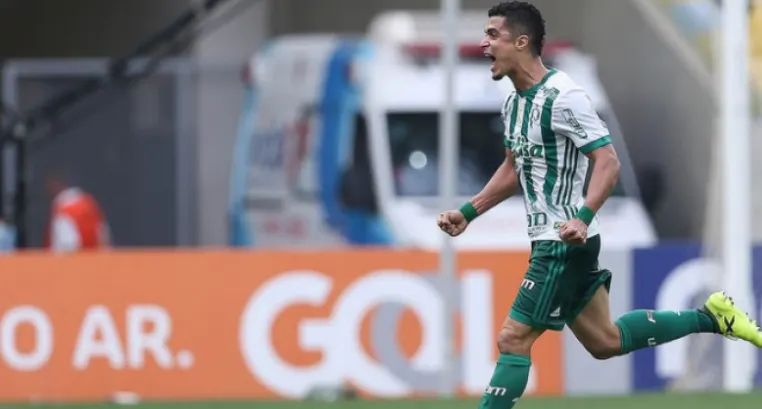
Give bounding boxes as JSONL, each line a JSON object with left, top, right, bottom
{"left": 477, "top": 353, "right": 530, "bottom": 409}
{"left": 615, "top": 309, "right": 718, "bottom": 354}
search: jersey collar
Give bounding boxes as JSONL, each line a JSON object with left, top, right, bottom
{"left": 515, "top": 68, "right": 557, "bottom": 98}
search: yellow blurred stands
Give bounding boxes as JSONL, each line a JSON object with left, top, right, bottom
{"left": 751, "top": 0, "right": 762, "bottom": 95}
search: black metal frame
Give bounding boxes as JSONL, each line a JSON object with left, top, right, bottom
{"left": 0, "top": 0, "right": 231, "bottom": 248}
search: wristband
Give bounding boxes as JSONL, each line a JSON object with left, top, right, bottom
{"left": 459, "top": 202, "right": 479, "bottom": 223}
{"left": 575, "top": 206, "right": 595, "bottom": 226}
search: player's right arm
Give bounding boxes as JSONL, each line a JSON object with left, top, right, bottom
{"left": 438, "top": 93, "right": 519, "bottom": 237}
{"left": 468, "top": 148, "right": 520, "bottom": 215}
{"left": 466, "top": 93, "right": 520, "bottom": 216}
{"left": 437, "top": 148, "right": 519, "bottom": 236}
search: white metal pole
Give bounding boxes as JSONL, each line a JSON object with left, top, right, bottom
{"left": 720, "top": 0, "right": 754, "bottom": 393}
{"left": 439, "top": 0, "right": 460, "bottom": 399}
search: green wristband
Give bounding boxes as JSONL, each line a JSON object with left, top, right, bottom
{"left": 459, "top": 202, "right": 479, "bottom": 223}
{"left": 575, "top": 206, "right": 595, "bottom": 226}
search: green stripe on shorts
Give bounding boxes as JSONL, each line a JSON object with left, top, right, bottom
{"left": 533, "top": 242, "right": 567, "bottom": 322}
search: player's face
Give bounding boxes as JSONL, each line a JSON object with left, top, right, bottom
{"left": 480, "top": 16, "right": 528, "bottom": 81}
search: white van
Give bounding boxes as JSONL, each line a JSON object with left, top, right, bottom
{"left": 229, "top": 11, "right": 657, "bottom": 250}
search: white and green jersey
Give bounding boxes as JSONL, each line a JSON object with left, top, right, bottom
{"left": 502, "top": 68, "right": 611, "bottom": 241}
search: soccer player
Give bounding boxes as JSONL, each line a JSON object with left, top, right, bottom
{"left": 436, "top": 2, "right": 762, "bottom": 408}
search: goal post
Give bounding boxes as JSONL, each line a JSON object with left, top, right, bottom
{"left": 719, "top": 0, "right": 755, "bottom": 392}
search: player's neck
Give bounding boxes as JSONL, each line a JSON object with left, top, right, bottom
{"left": 510, "top": 58, "right": 550, "bottom": 93}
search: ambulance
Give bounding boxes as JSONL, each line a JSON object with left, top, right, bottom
{"left": 228, "top": 11, "right": 657, "bottom": 250}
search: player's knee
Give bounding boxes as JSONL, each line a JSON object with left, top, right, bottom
{"left": 583, "top": 326, "right": 622, "bottom": 360}
{"left": 586, "top": 343, "right": 619, "bottom": 360}
{"left": 497, "top": 321, "right": 537, "bottom": 356}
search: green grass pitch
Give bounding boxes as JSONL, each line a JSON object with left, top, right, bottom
{"left": 2, "top": 393, "right": 761, "bottom": 409}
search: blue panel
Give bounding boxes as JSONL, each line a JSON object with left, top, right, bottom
{"left": 631, "top": 244, "right": 702, "bottom": 391}
{"left": 631, "top": 244, "right": 762, "bottom": 391}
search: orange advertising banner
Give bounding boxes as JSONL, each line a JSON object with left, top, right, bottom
{"left": 0, "top": 250, "right": 562, "bottom": 402}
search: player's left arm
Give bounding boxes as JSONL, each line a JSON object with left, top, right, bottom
{"left": 552, "top": 88, "right": 620, "bottom": 219}
{"left": 583, "top": 144, "right": 620, "bottom": 212}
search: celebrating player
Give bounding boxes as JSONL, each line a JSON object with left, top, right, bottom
{"left": 436, "top": 2, "right": 762, "bottom": 408}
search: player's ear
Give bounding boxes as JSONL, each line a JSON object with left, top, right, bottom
{"left": 514, "top": 34, "right": 530, "bottom": 51}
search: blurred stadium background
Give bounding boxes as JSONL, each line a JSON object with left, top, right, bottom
{"left": 0, "top": 0, "right": 759, "bottom": 407}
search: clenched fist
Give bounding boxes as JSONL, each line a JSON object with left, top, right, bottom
{"left": 437, "top": 210, "right": 469, "bottom": 237}
{"left": 559, "top": 219, "right": 587, "bottom": 244}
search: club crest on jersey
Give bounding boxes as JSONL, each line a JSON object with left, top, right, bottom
{"left": 529, "top": 106, "right": 541, "bottom": 128}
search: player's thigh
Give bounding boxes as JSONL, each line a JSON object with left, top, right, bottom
{"left": 568, "top": 285, "right": 618, "bottom": 347}
{"left": 508, "top": 240, "right": 569, "bottom": 332}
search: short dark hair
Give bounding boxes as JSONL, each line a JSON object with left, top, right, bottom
{"left": 488, "top": 1, "right": 546, "bottom": 56}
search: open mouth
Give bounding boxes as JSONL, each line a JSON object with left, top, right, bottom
{"left": 484, "top": 52, "right": 497, "bottom": 72}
